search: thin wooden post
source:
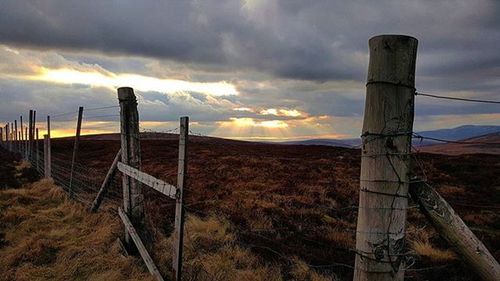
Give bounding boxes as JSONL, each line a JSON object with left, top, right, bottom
{"left": 20, "top": 116, "right": 24, "bottom": 158}
{"left": 10, "top": 123, "right": 14, "bottom": 151}
{"left": 354, "top": 35, "right": 418, "bottom": 281}
{"left": 46, "top": 116, "right": 51, "bottom": 178}
{"left": 90, "top": 149, "right": 122, "bottom": 213}
{"left": 69, "top": 106, "right": 84, "bottom": 197}
{"left": 410, "top": 182, "right": 500, "bottom": 281}
{"left": 36, "top": 128, "right": 40, "bottom": 172}
{"left": 5, "top": 124, "right": 10, "bottom": 151}
{"left": 32, "top": 110, "right": 36, "bottom": 155}
{"left": 28, "top": 110, "right": 33, "bottom": 159}
{"left": 118, "top": 208, "right": 164, "bottom": 281}
{"left": 14, "top": 120, "right": 18, "bottom": 152}
{"left": 24, "top": 127, "right": 28, "bottom": 159}
{"left": 173, "top": 116, "right": 188, "bottom": 281}
{"left": 0, "top": 128, "right": 3, "bottom": 146}
{"left": 118, "top": 87, "right": 144, "bottom": 248}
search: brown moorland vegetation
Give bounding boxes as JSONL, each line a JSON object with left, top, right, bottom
{"left": 2, "top": 133, "right": 499, "bottom": 280}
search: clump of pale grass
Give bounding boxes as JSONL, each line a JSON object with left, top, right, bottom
{"left": 0, "top": 179, "right": 154, "bottom": 281}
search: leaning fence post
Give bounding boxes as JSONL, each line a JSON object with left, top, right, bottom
{"left": 69, "top": 106, "right": 84, "bottom": 197}
{"left": 354, "top": 35, "right": 418, "bottom": 281}
{"left": 173, "top": 116, "right": 188, "bottom": 281}
{"left": 90, "top": 149, "right": 122, "bottom": 213}
{"left": 409, "top": 182, "right": 500, "bottom": 281}
{"left": 118, "top": 87, "right": 144, "bottom": 249}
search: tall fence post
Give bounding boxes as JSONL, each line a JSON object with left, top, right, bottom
{"left": 0, "top": 128, "right": 3, "bottom": 147}
{"left": 14, "top": 120, "right": 18, "bottom": 153}
{"left": 5, "top": 124, "right": 10, "bottom": 151}
{"left": 46, "top": 116, "right": 51, "bottom": 178}
{"left": 24, "top": 127, "right": 28, "bottom": 159}
{"left": 354, "top": 35, "right": 418, "bottom": 281}
{"left": 173, "top": 116, "right": 188, "bottom": 281}
{"left": 29, "top": 110, "right": 33, "bottom": 159}
{"left": 32, "top": 110, "right": 36, "bottom": 159}
{"left": 36, "top": 128, "right": 40, "bottom": 172}
{"left": 69, "top": 106, "right": 84, "bottom": 197}
{"left": 118, "top": 87, "right": 144, "bottom": 249}
{"left": 20, "top": 116, "right": 24, "bottom": 158}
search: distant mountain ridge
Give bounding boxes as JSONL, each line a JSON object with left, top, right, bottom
{"left": 281, "top": 125, "right": 500, "bottom": 148}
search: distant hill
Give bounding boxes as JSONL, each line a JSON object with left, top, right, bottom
{"left": 419, "top": 131, "right": 500, "bottom": 155}
{"left": 281, "top": 125, "right": 500, "bottom": 148}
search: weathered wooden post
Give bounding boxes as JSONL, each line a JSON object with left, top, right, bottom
{"left": 5, "top": 124, "right": 10, "bottom": 151}
{"left": 172, "top": 116, "right": 188, "bottom": 281}
{"left": 36, "top": 128, "right": 40, "bottom": 172}
{"left": 90, "top": 149, "right": 122, "bottom": 213}
{"left": 46, "top": 116, "right": 51, "bottom": 178}
{"left": 14, "top": 120, "right": 18, "bottom": 152}
{"left": 28, "top": 110, "right": 33, "bottom": 159}
{"left": 118, "top": 87, "right": 144, "bottom": 248}
{"left": 410, "top": 182, "right": 500, "bottom": 281}
{"left": 24, "top": 127, "right": 28, "bottom": 159}
{"left": 0, "top": 127, "right": 3, "bottom": 146}
{"left": 354, "top": 35, "right": 418, "bottom": 281}
{"left": 69, "top": 107, "right": 84, "bottom": 197}
{"left": 20, "top": 116, "right": 24, "bottom": 158}
{"left": 32, "top": 110, "right": 36, "bottom": 161}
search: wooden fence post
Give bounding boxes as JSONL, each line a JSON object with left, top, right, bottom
{"left": 69, "top": 106, "right": 84, "bottom": 197}
{"left": 24, "top": 127, "right": 28, "bottom": 159}
{"left": 46, "top": 116, "right": 51, "bottom": 178}
{"left": 0, "top": 128, "right": 3, "bottom": 146}
{"left": 28, "top": 110, "right": 33, "bottom": 159}
{"left": 36, "top": 128, "right": 39, "bottom": 172}
{"left": 354, "top": 35, "right": 418, "bottom": 281}
{"left": 5, "top": 124, "right": 10, "bottom": 151}
{"left": 44, "top": 135, "right": 49, "bottom": 178}
{"left": 118, "top": 87, "right": 144, "bottom": 248}
{"left": 90, "top": 149, "right": 122, "bottom": 213}
{"left": 32, "top": 110, "right": 36, "bottom": 159}
{"left": 20, "top": 116, "right": 24, "bottom": 158}
{"left": 173, "top": 116, "right": 188, "bottom": 281}
{"left": 410, "top": 182, "right": 500, "bottom": 281}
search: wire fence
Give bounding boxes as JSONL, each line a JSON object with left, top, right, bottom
{"left": 0, "top": 90, "right": 498, "bottom": 280}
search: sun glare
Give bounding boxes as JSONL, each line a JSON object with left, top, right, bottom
{"left": 31, "top": 67, "right": 238, "bottom": 97}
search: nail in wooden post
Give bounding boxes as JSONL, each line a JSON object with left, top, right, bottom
{"left": 173, "top": 116, "right": 188, "bottom": 281}
{"left": 46, "top": 116, "right": 51, "bottom": 178}
{"left": 90, "top": 149, "right": 122, "bottom": 213}
{"left": 354, "top": 35, "right": 418, "bottom": 281}
{"left": 118, "top": 87, "right": 144, "bottom": 248}
{"left": 69, "top": 106, "right": 84, "bottom": 197}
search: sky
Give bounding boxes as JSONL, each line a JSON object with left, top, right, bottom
{"left": 0, "top": 0, "right": 499, "bottom": 140}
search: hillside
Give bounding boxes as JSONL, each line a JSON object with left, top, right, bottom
{"left": 0, "top": 153, "right": 154, "bottom": 281}
{"left": 1, "top": 134, "right": 499, "bottom": 280}
{"left": 419, "top": 132, "right": 500, "bottom": 155}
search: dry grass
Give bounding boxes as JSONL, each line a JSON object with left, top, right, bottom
{"left": 411, "top": 239, "right": 457, "bottom": 263}
{"left": 0, "top": 179, "right": 154, "bottom": 281}
{"left": 14, "top": 161, "right": 31, "bottom": 172}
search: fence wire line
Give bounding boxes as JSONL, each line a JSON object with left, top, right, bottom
{"left": 415, "top": 91, "right": 500, "bottom": 104}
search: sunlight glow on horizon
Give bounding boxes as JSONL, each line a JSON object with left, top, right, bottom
{"left": 29, "top": 67, "right": 239, "bottom": 97}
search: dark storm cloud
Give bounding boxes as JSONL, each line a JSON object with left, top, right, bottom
{"left": 3, "top": 0, "right": 498, "bottom": 82}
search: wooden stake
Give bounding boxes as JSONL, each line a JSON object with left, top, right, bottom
{"left": 46, "top": 116, "right": 51, "bottom": 178}
{"left": 69, "top": 107, "right": 84, "bottom": 197}
{"left": 354, "top": 35, "right": 418, "bottom": 281}
{"left": 14, "top": 120, "right": 18, "bottom": 152}
{"left": 90, "top": 149, "right": 122, "bottom": 213}
{"left": 118, "top": 208, "right": 164, "bottom": 281}
{"left": 118, "top": 87, "right": 144, "bottom": 247}
{"left": 28, "top": 110, "right": 33, "bottom": 159}
{"left": 410, "top": 182, "right": 500, "bottom": 281}
{"left": 5, "top": 124, "right": 10, "bottom": 151}
{"left": 173, "top": 116, "right": 188, "bottom": 281}
{"left": 20, "top": 116, "right": 24, "bottom": 158}
{"left": 36, "top": 128, "right": 39, "bottom": 172}
{"left": 33, "top": 110, "right": 36, "bottom": 158}
{"left": 44, "top": 135, "right": 49, "bottom": 178}
{"left": 24, "top": 127, "right": 28, "bottom": 159}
